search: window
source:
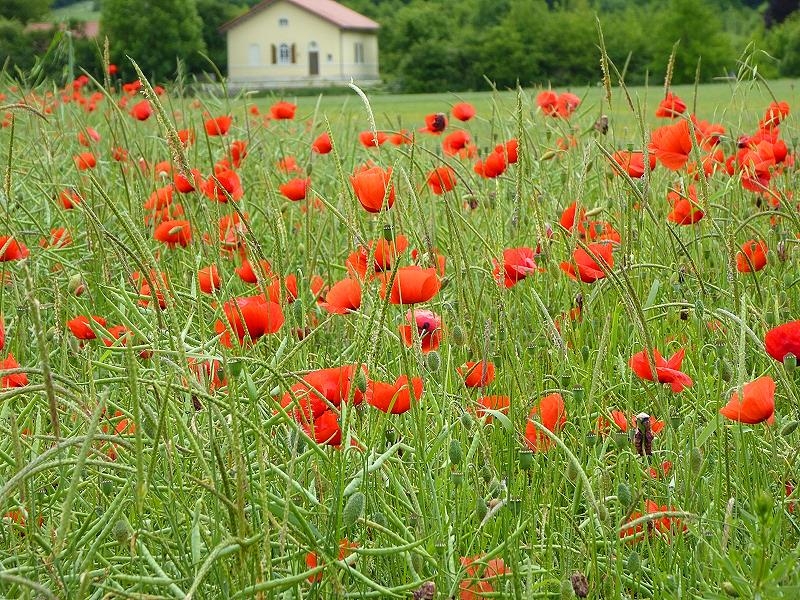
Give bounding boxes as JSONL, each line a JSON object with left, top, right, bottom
{"left": 278, "top": 43, "right": 291, "bottom": 64}
{"left": 248, "top": 44, "right": 260, "bottom": 66}
{"left": 354, "top": 42, "right": 364, "bottom": 64}
{"left": 278, "top": 17, "right": 288, "bottom": 27}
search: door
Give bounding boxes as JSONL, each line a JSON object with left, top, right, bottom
{"left": 309, "top": 51, "right": 319, "bottom": 76}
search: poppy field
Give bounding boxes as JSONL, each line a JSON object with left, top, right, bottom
{"left": 1, "top": 66, "right": 800, "bottom": 599}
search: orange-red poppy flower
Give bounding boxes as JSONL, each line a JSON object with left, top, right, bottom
{"left": 177, "top": 128, "right": 195, "bottom": 146}
{"left": 270, "top": 101, "right": 296, "bottom": 120}
{"left": 655, "top": 92, "right": 687, "bottom": 118}
{"left": 427, "top": 166, "right": 457, "bottom": 195}
{"left": 473, "top": 150, "right": 506, "bottom": 178}
{"left": 556, "top": 92, "right": 581, "bottom": 118}
{"left": 351, "top": 165, "right": 394, "bottom": 212}
{"left": 629, "top": 347, "right": 693, "bottom": 392}
{"left": 649, "top": 119, "right": 693, "bottom": 170}
{"left": 524, "top": 393, "right": 566, "bottom": 452}
{"left": 1, "top": 353, "right": 28, "bottom": 388}
{"left": 59, "top": 189, "right": 82, "bottom": 209}
{"left": 458, "top": 361, "right": 495, "bottom": 388}
{"left": 451, "top": 102, "right": 476, "bottom": 122}
{"left": 302, "top": 364, "right": 368, "bottom": 409}
{"left": 560, "top": 243, "right": 614, "bottom": 283}
{"left": 736, "top": 240, "right": 768, "bottom": 273}
{"left": 77, "top": 127, "right": 101, "bottom": 146}
{"left": 41, "top": 227, "right": 72, "bottom": 248}
{"left": 420, "top": 112, "right": 447, "bottom": 134}
{"left": 134, "top": 270, "right": 170, "bottom": 309}
{"left": 380, "top": 266, "right": 441, "bottom": 305}
{"left": 235, "top": 258, "right": 272, "bottom": 284}
{"left": 229, "top": 140, "right": 248, "bottom": 168}
{"left": 475, "top": 395, "right": 510, "bottom": 424}
{"left": 321, "top": 278, "right": 361, "bottom": 314}
{"left": 442, "top": 130, "right": 473, "bottom": 157}
{"left": 311, "top": 132, "right": 332, "bottom": 154}
{"left": 610, "top": 151, "right": 656, "bottom": 178}
{"left": 204, "top": 115, "right": 232, "bottom": 136}
{"left": 73, "top": 152, "right": 96, "bottom": 170}
{"left": 536, "top": 90, "right": 559, "bottom": 116}
{"left": 762, "top": 100, "right": 790, "bottom": 129}
{"left": 304, "top": 409, "right": 342, "bottom": 446}
{"left": 720, "top": 376, "right": 775, "bottom": 424}
{"left": 67, "top": 315, "right": 107, "bottom": 340}
{"left": 366, "top": 374, "right": 423, "bottom": 414}
{"left": 765, "top": 321, "right": 800, "bottom": 363}
{"left": 130, "top": 100, "right": 152, "bottom": 121}
{"left": 198, "top": 265, "right": 221, "bottom": 294}
{"left": 154, "top": 219, "right": 191, "bottom": 248}
{"left": 666, "top": 184, "right": 704, "bottom": 225}
{"left": 0, "top": 236, "right": 29, "bottom": 261}
{"left": 173, "top": 168, "right": 203, "bottom": 193}
{"left": 202, "top": 169, "right": 243, "bottom": 202}
{"left": 214, "top": 295, "right": 284, "bottom": 347}
{"left": 493, "top": 247, "right": 540, "bottom": 288}
{"left": 600, "top": 410, "right": 665, "bottom": 435}
{"left": 305, "top": 539, "right": 358, "bottom": 581}
{"left": 459, "top": 555, "right": 509, "bottom": 600}
{"left": 358, "top": 130, "right": 389, "bottom": 147}
{"left": 620, "top": 499, "right": 687, "bottom": 543}
{"left": 399, "top": 309, "right": 442, "bottom": 353}
{"left": 279, "top": 177, "right": 310, "bottom": 201}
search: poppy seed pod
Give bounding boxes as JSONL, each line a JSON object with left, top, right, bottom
{"left": 617, "top": 483, "right": 632, "bottom": 509}
{"left": 342, "top": 492, "right": 365, "bottom": 527}
{"left": 448, "top": 439, "right": 463, "bottom": 466}
{"left": 626, "top": 551, "right": 641, "bottom": 575}
{"left": 425, "top": 350, "right": 441, "bottom": 372}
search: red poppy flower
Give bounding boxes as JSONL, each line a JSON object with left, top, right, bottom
{"left": 380, "top": 266, "right": 440, "bottom": 305}
{"left": 451, "top": 102, "right": 476, "bottom": 122}
{"left": 134, "top": 270, "right": 170, "bottom": 309}
{"left": 442, "top": 130, "right": 473, "bottom": 157}
{"left": 77, "top": 127, "right": 101, "bottom": 146}
{"left": 304, "top": 409, "right": 342, "bottom": 446}
{"left": 420, "top": 112, "right": 447, "bottom": 134}
{"left": 305, "top": 539, "right": 358, "bottom": 581}
{"left": 204, "top": 115, "right": 232, "bottom": 136}
{"left": 473, "top": 150, "right": 506, "bottom": 178}
{"left": 372, "top": 234, "right": 409, "bottom": 271}
{"left": 556, "top": 92, "right": 581, "bottom": 118}
{"left": 311, "top": 132, "right": 332, "bottom": 154}
{"left": 41, "top": 227, "right": 72, "bottom": 248}
{"left": 610, "top": 151, "right": 656, "bottom": 178}
{"left": 601, "top": 410, "right": 665, "bottom": 435}
{"left": 359, "top": 130, "right": 389, "bottom": 147}
{"left": 214, "top": 295, "right": 284, "bottom": 347}
{"left": 388, "top": 130, "right": 413, "bottom": 145}
{"left": 229, "top": 140, "right": 248, "bottom": 168}
{"left": 560, "top": 243, "right": 614, "bottom": 283}
{"left": 198, "top": 265, "right": 221, "bottom": 294}
{"left": 202, "top": 169, "right": 243, "bottom": 202}
{"left": 1, "top": 353, "right": 28, "bottom": 388}
{"left": 502, "top": 138, "right": 519, "bottom": 164}
{"left": 459, "top": 555, "right": 509, "bottom": 600}
{"left": 524, "top": 393, "right": 566, "bottom": 452}
{"left": 154, "top": 219, "right": 191, "bottom": 248}
{"left": 762, "top": 100, "right": 790, "bottom": 129}
{"left": 427, "top": 166, "right": 457, "bottom": 195}
{"left": 177, "top": 128, "right": 195, "bottom": 146}
{"left": 321, "top": 278, "right": 361, "bottom": 314}
{"left": 493, "top": 247, "right": 540, "bottom": 288}
{"left": 270, "top": 101, "right": 296, "bottom": 120}
{"left": 0, "top": 315, "right": 4, "bottom": 350}
{"left": 73, "top": 152, "right": 96, "bottom": 170}
{"left": 235, "top": 258, "right": 273, "bottom": 284}
{"left": 174, "top": 168, "right": 203, "bottom": 193}
{"left": 130, "top": 100, "right": 153, "bottom": 121}
{"left": 736, "top": 240, "right": 768, "bottom": 273}
{"left": 67, "top": 315, "right": 107, "bottom": 340}
{"left": 399, "top": 309, "right": 442, "bottom": 353}
{"left": 59, "top": 189, "right": 82, "bottom": 209}
{"left": 279, "top": 177, "right": 310, "bottom": 201}
{"left": 351, "top": 165, "right": 394, "bottom": 213}
{"left": 621, "top": 500, "right": 687, "bottom": 542}
{"left": 0, "top": 236, "right": 29, "bottom": 261}
{"left": 655, "top": 92, "right": 687, "bottom": 118}
{"left": 720, "top": 376, "right": 775, "bottom": 424}
{"left": 475, "top": 395, "right": 510, "bottom": 424}
{"left": 303, "top": 364, "right": 368, "bottom": 407}
{"left": 764, "top": 321, "right": 800, "bottom": 363}
{"left": 629, "top": 347, "right": 693, "bottom": 392}
{"left": 217, "top": 213, "right": 248, "bottom": 251}
{"left": 649, "top": 119, "right": 693, "bottom": 170}
{"left": 536, "top": 90, "right": 559, "bottom": 116}
{"left": 458, "top": 361, "right": 495, "bottom": 388}
{"left": 366, "top": 374, "right": 423, "bottom": 414}
{"left": 667, "top": 184, "right": 704, "bottom": 225}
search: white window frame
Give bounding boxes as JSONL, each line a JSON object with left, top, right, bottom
{"left": 278, "top": 43, "right": 291, "bottom": 65}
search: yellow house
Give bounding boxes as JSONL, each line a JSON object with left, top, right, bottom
{"left": 221, "top": 0, "right": 380, "bottom": 88}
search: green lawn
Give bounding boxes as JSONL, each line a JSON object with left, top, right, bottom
{"left": 50, "top": 0, "right": 100, "bottom": 22}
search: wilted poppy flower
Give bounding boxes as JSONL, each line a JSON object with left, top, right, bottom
{"left": 321, "top": 278, "right": 361, "bottom": 314}
{"left": 524, "top": 393, "right": 566, "bottom": 452}
{"left": 451, "top": 102, "right": 476, "bottom": 122}
{"left": 270, "top": 101, "right": 296, "bottom": 119}
{"left": 720, "top": 376, "right": 775, "bottom": 424}
{"left": 367, "top": 374, "right": 423, "bottom": 414}
{"left": 198, "top": 265, "right": 221, "bottom": 294}
{"left": 655, "top": 92, "right": 687, "bottom": 118}
{"left": 459, "top": 555, "right": 508, "bottom": 600}
{"left": 204, "top": 115, "right": 232, "bottom": 136}
{"left": 203, "top": 169, "right": 243, "bottom": 202}
{"left": 736, "top": 240, "right": 768, "bottom": 273}
{"left": 629, "top": 347, "right": 693, "bottom": 392}
{"left": 427, "top": 166, "right": 457, "bottom": 195}
{"left": 650, "top": 119, "right": 693, "bottom": 170}
{"left": 351, "top": 165, "right": 394, "bottom": 213}
{"left": 610, "top": 151, "right": 656, "bottom": 178}
{"left": 214, "top": 295, "right": 284, "bottom": 347}
{"left": 312, "top": 132, "right": 332, "bottom": 154}
{"left": 764, "top": 321, "right": 800, "bottom": 363}
{"left": 67, "top": 315, "right": 107, "bottom": 340}
{"left": 381, "top": 266, "right": 440, "bottom": 305}
{"left": 420, "top": 112, "right": 447, "bottom": 134}
{"left": 399, "top": 309, "right": 442, "bottom": 353}
{"left": 235, "top": 258, "right": 272, "bottom": 284}
{"left": 560, "top": 243, "right": 614, "bottom": 283}
{"left": 667, "top": 184, "right": 704, "bottom": 225}
{"left": 493, "top": 247, "right": 540, "bottom": 288}
{"left": 0, "top": 236, "right": 29, "bottom": 261}
{"left": 154, "top": 219, "right": 191, "bottom": 248}
{"left": 458, "top": 361, "right": 495, "bottom": 388}
{"left": 130, "top": 100, "right": 153, "bottom": 121}
{"left": 279, "top": 177, "right": 310, "bottom": 201}
{"left": 358, "top": 130, "right": 389, "bottom": 147}
{"left": 73, "top": 152, "right": 96, "bottom": 170}
{"left": 1, "top": 353, "right": 28, "bottom": 388}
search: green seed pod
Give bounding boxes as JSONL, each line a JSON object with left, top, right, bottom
{"left": 754, "top": 490, "right": 773, "bottom": 523}
{"left": 342, "top": 491, "right": 365, "bottom": 527}
{"left": 460, "top": 411, "right": 474, "bottom": 430}
{"left": 784, "top": 353, "right": 797, "bottom": 374}
{"left": 690, "top": 447, "right": 704, "bottom": 474}
{"left": 100, "top": 479, "right": 113, "bottom": 496}
{"left": 617, "top": 482, "right": 632, "bottom": 508}
{"left": 354, "top": 369, "right": 368, "bottom": 393}
{"left": 721, "top": 582, "right": 739, "bottom": 597}
{"left": 451, "top": 471, "right": 464, "bottom": 486}
{"left": 573, "top": 387, "right": 584, "bottom": 402}
{"left": 625, "top": 551, "right": 640, "bottom": 575}
{"left": 425, "top": 351, "right": 441, "bottom": 373}
{"left": 372, "top": 511, "right": 387, "bottom": 528}
{"left": 475, "top": 497, "right": 488, "bottom": 520}
{"left": 385, "top": 428, "right": 396, "bottom": 444}
{"left": 560, "top": 373, "right": 571, "bottom": 389}
{"left": 597, "top": 504, "right": 609, "bottom": 522}
{"left": 451, "top": 325, "right": 466, "bottom": 347}
{"left": 519, "top": 449, "right": 534, "bottom": 470}
{"left": 382, "top": 224, "right": 394, "bottom": 242}
{"left": 781, "top": 421, "right": 799, "bottom": 437}
{"left": 113, "top": 519, "right": 130, "bottom": 545}
{"left": 449, "top": 439, "right": 463, "bottom": 466}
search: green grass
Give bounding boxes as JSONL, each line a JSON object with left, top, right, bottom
{"left": 50, "top": 1, "right": 99, "bottom": 22}
{"left": 1, "top": 70, "right": 800, "bottom": 599}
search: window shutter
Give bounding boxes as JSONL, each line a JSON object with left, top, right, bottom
{"left": 291, "top": 44, "right": 296, "bottom": 64}
{"left": 271, "top": 44, "right": 276, "bottom": 64}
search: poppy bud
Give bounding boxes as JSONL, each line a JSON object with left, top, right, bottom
{"left": 342, "top": 491, "right": 365, "bottom": 527}
{"left": 68, "top": 273, "right": 85, "bottom": 295}
{"left": 101, "top": 479, "right": 113, "bottom": 496}
{"left": 560, "top": 580, "right": 573, "bottom": 599}
{"left": 451, "top": 471, "right": 463, "bottom": 486}
{"left": 765, "top": 310, "right": 776, "bottom": 325}
{"left": 721, "top": 582, "right": 739, "bottom": 597}
{"left": 626, "top": 551, "right": 640, "bottom": 575}
{"left": 354, "top": 369, "right": 368, "bottom": 393}
{"left": 754, "top": 490, "right": 773, "bottom": 523}
{"left": 784, "top": 352, "right": 797, "bottom": 374}
{"left": 448, "top": 439, "right": 463, "bottom": 466}
{"left": 450, "top": 325, "right": 466, "bottom": 346}
{"left": 572, "top": 386, "right": 584, "bottom": 402}
{"left": 597, "top": 503, "right": 609, "bottom": 522}
{"left": 580, "top": 346, "right": 590, "bottom": 362}
{"left": 460, "top": 411, "right": 473, "bottom": 430}
{"left": 565, "top": 461, "right": 578, "bottom": 482}
{"left": 475, "top": 497, "right": 488, "bottom": 520}
{"left": 519, "top": 449, "right": 534, "bottom": 469}
{"left": 777, "top": 239, "right": 789, "bottom": 263}
{"left": 719, "top": 359, "right": 733, "bottom": 382}
{"left": 694, "top": 298, "right": 704, "bottom": 319}
{"left": 382, "top": 224, "right": 394, "bottom": 242}
{"left": 372, "top": 511, "right": 387, "bottom": 528}
{"left": 570, "top": 571, "right": 589, "bottom": 598}
{"left": 781, "top": 421, "right": 799, "bottom": 437}
{"left": 244, "top": 370, "right": 258, "bottom": 402}
{"left": 113, "top": 519, "right": 130, "bottom": 545}
{"left": 690, "top": 447, "right": 704, "bottom": 474}
{"left": 425, "top": 351, "right": 441, "bottom": 372}
{"left": 617, "top": 482, "right": 632, "bottom": 509}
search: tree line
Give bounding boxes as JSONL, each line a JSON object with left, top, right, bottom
{"left": 1, "top": 0, "right": 798, "bottom": 91}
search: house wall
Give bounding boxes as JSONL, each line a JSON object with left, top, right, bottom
{"left": 227, "top": 1, "right": 379, "bottom": 85}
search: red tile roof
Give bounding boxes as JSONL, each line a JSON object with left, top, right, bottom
{"left": 220, "top": 0, "right": 379, "bottom": 32}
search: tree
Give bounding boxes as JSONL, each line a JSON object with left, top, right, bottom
{"left": 0, "top": 0, "right": 50, "bottom": 24}
{"left": 195, "top": 0, "right": 249, "bottom": 74}
{"left": 101, "top": 0, "right": 206, "bottom": 81}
